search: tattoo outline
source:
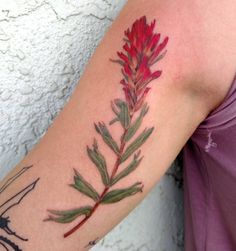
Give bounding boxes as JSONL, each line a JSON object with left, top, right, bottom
{"left": 0, "top": 165, "right": 40, "bottom": 250}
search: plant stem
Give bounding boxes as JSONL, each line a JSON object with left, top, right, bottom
{"left": 63, "top": 115, "right": 134, "bottom": 238}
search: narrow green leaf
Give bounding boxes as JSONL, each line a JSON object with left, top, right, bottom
{"left": 46, "top": 206, "right": 92, "bottom": 223}
{"left": 151, "top": 50, "right": 167, "bottom": 65}
{"left": 120, "top": 127, "right": 154, "bottom": 163}
{"left": 111, "top": 156, "right": 143, "bottom": 185}
{"left": 109, "top": 58, "right": 124, "bottom": 66}
{"left": 124, "top": 116, "right": 142, "bottom": 142}
{"left": 70, "top": 169, "right": 100, "bottom": 201}
{"left": 123, "top": 103, "right": 149, "bottom": 142}
{"left": 87, "top": 139, "right": 110, "bottom": 186}
{"left": 109, "top": 117, "right": 119, "bottom": 125}
{"left": 114, "top": 99, "right": 130, "bottom": 129}
{"left": 94, "top": 122, "right": 120, "bottom": 155}
{"left": 110, "top": 100, "right": 119, "bottom": 115}
{"left": 101, "top": 182, "right": 143, "bottom": 204}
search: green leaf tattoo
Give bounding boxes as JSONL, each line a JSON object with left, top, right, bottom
{"left": 111, "top": 152, "right": 143, "bottom": 186}
{"left": 70, "top": 169, "right": 100, "bottom": 202}
{"left": 110, "top": 99, "right": 131, "bottom": 129}
{"left": 120, "top": 127, "right": 154, "bottom": 163}
{"left": 123, "top": 103, "right": 149, "bottom": 142}
{"left": 86, "top": 139, "right": 110, "bottom": 186}
{"left": 45, "top": 15, "right": 168, "bottom": 238}
{"left": 101, "top": 182, "right": 143, "bottom": 204}
{"left": 46, "top": 206, "right": 92, "bottom": 223}
{"left": 94, "top": 122, "right": 120, "bottom": 155}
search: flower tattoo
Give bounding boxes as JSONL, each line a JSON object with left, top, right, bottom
{"left": 45, "top": 16, "right": 168, "bottom": 238}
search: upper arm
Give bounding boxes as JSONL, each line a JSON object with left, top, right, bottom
{"left": 0, "top": 1, "right": 227, "bottom": 250}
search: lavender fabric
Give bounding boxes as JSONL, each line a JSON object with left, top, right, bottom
{"left": 183, "top": 74, "right": 236, "bottom": 251}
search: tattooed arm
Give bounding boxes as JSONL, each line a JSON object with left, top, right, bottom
{"left": 1, "top": 0, "right": 233, "bottom": 250}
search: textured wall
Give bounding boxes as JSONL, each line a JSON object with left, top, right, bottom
{"left": 0, "top": 0, "right": 184, "bottom": 250}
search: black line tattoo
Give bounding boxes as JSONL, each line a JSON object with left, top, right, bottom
{"left": 0, "top": 165, "right": 40, "bottom": 250}
{"left": 0, "top": 166, "right": 33, "bottom": 195}
{"left": 0, "top": 235, "right": 21, "bottom": 251}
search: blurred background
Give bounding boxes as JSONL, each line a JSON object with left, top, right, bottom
{"left": 0, "top": 1, "right": 184, "bottom": 250}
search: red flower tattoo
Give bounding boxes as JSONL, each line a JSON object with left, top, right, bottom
{"left": 114, "top": 16, "right": 168, "bottom": 112}
{"left": 45, "top": 15, "right": 168, "bottom": 238}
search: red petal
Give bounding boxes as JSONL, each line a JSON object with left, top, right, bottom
{"left": 135, "top": 87, "right": 151, "bottom": 111}
{"left": 123, "top": 43, "right": 130, "bottom": 53}
{"left": 149, "top": 34, "right": 160, "bottom": 51}
{"left": 129, "top": 45, "right": 137, "bottom": 58}
{"left": 150, "top": 36, "right": 169, "bottom": 64}
{"left": 150, "top": 19, "right": 156, "bottom": 33}
{"left": 151, "top": 70, "right": 162, "bottom": 79}
{"left": 117, "top": 52, "right": 129, "bottom": 64}
{"left": 123, "top": 87, "right": 135, "bottom": 109}
{"left": 124, "top": 64, "right": 132, "bottom": 78}
{"left": 120, "top": 79, "right": 127, "bottom": 86}
{"left": 159, "top": 36, "right": 169, "bottom": 51}
{"left": 138, "top": 56, "right": 149, "bottom": 72}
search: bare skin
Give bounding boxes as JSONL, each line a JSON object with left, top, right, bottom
{"left": 0, "top": 0, "right": 235, "bottom": 250}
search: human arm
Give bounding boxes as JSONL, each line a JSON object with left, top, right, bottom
{"left": 0, "top": 0, "right": 232, "bottom": 250}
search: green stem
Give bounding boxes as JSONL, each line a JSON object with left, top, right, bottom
{"left": 63, "top": 114, "right": 134, "bottom": 238}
